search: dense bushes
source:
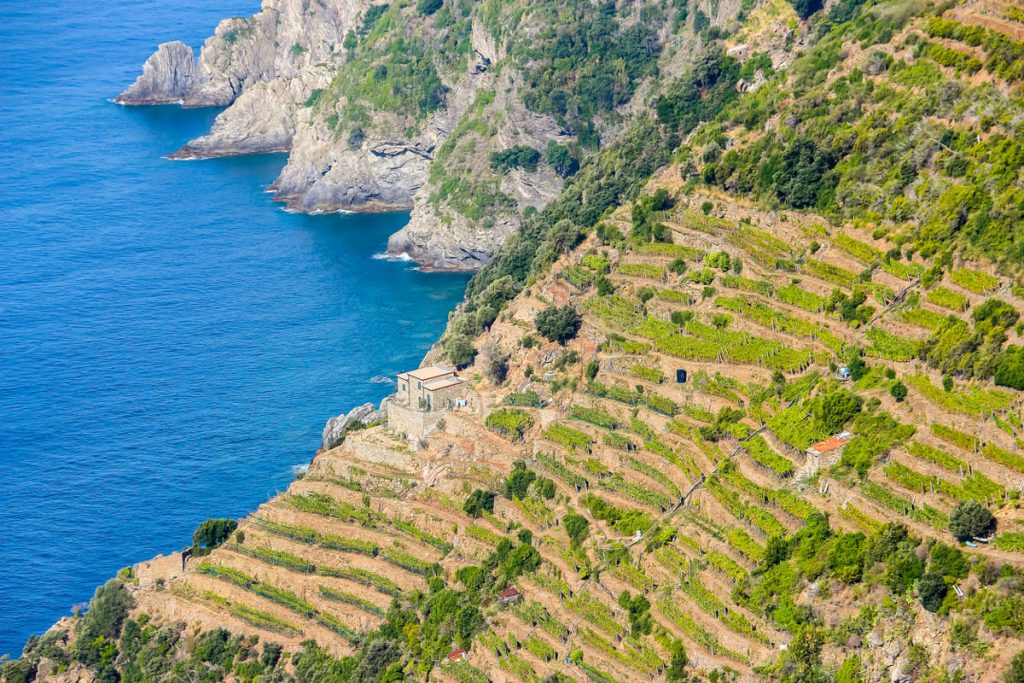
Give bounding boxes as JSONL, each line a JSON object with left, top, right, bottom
{"left": 193, "top": 518, "right": 238, "bottom": 556}
{"left": 773, "top": 138, "right": 838, "bottom": 209}
{"left": 490, "top": 146, "right": 542, "bottom": 173}
{"left": 515, "top": 0, "right": 665, "bottom": 140}
{"left": 949, "top": 501, "right": 995, "bottom": 542}
{"left": 463, "top": 489, "right": 495, "bottom": 518}
{"left": 535, "top": 305, "right": 582, "bottom": 344}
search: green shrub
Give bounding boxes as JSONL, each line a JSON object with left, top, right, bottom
{"left": 192, "top": 518, "right": 238, "bottom": 556}
{"left": 919, "top": 572, "right": 948, "bottom": 614}
{"left": 536, "top": 305, "right": 582, "bottom": 344}
{"left": 949, "top": 501, "right": 994, "bottom": 542}
{"left": 417, "top": 0, "right": 442, "bottom": 15}
{"left": 463, "top": 489, "right": 495, "bottom": 518}
{"left": 485, "top": 408, "right": 535, "bottom": 442}
{"left": 545, "top": 141, "right": 579, "bottom": 178}
{"left": 490, "top": 146, "right": 542, "bottom": 173}
{"left": 564, "top": 512, "right": 590, "bottom": 547}
{"left": 504, "top": 461, "right": 537, "bottom": 499}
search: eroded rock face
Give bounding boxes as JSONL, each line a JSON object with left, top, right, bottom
{"left": 269, "top": 129, "right": 434, "bottom": 213}
{"left": 115, "top": 41, "right": 200, "bottom": 105}
{"left": 169, "top": 77, "right": 313, "bottom": 158}
{"left": 384, "top": 79, "right": 569, "bottom": 271}
{"left": 321, "top": 402, "right": 383, "bottom": 451}
{"left": 118, "top": 0, "right": 360, "bottom": 108}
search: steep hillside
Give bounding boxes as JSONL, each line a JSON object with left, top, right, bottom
{"left": 10, "top": 0, "right": 1024, "bottom": 681}
{"left": 12, "top": 163, "right": 1024, "bottom": 681}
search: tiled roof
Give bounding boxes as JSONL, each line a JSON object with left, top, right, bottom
{"left": 809, "top": 432, "right": 853, "bottom": 454}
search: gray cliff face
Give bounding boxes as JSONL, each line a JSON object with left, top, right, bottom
{"left": 268, "top": 27, "right": 496, "bottom": 215}
{"left": 117, "top": 0, "right": 368, "bottom": 160}
{"left": 385, "top": 65, "right": 569, "bottom": 271}
{"left": 115, "top": 41, "right": 200, "bottom": 105}
{"left": 268, "top": 129, "right": 434, "bottom": 213}
{"left": 321, "top": 402, "right": 383, "bottom": 451}
{"left": 118, "top": 0, "right": 364, "bottom": 108}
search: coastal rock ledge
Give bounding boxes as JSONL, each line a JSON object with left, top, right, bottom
{"left": 320, "top": 402, "right": 382, "bottom": 451}
{"left": 115, "top": 41, "right": 199, "bottom": 106}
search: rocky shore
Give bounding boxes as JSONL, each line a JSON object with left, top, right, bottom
{"left": 114, "top": 0, "right": 572, "bottom": 271}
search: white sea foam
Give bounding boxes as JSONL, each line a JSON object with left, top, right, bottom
{"left": 369, "top": 375, "right": 395, "bottom": 385}
{"left": 372, "top": 251, "right": 414, "bottom": 262}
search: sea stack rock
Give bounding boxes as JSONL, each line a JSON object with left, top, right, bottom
{"left": 321, "top": 402, "right": 383, "bottom": 451}
{"left": 115, "top": 41, "right": 199, "bottom": 105}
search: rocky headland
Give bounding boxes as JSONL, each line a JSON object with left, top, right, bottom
{"left": 113, "top": 0, "right": 745, "bottom": 269}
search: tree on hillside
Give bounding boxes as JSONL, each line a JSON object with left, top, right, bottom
{"left": 535, "top": 305, "right": 582, "bottom": 344}
{"left": 192, "top": 518, "right": 238, "bottom": 556}
{"left": 564, "top": 512, "right": 590, "bottom": 547}
{"left": 789, "top": 0, "right": 824, "bottom": 19}
{"left": 463, "top": 489, "right": 495, "bottom": 518}
{"left": 949, "top": 501, "right": 995, "bottom": 542}
{"left": 545, "top": 141, "right": 579, "bottom": 178}
{"left": 479, "top": 340, "right": 509, "bottom": 384}
{"left": 918, "top": 572, "right": 948, "bottom": 612}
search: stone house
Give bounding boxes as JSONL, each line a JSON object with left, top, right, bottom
{"left": 396, "top": 366, "right": 466, "bottom": 412}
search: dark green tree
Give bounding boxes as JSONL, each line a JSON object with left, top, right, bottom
{"left": 545, "top": 141, "right": 579, "bottom": 178}
{"left": 192, "top": 518, "right": 238, "bottom": 556}
{"left": 564, "top": 512, "right": 590, "bottom": 547}
{"left": 535, "top": 305, "right": 582, "bottom": 344}
{"left": 666, "top": 639, "right": 689, "bottom": 682}
{"left": 417, "top": 0, "right": 442, "bottom": 15}
{"left": 463, "top": 489, "right": 496, "bottom": 518}
{"left": 789, "top": 0, "right": 824, "bottom": 19}
{"left": 919, "top": 572, "right": 948, "bottom": 612}
{"left": 504, "top": 461, "right": 537, "bottom": 499}
{"left": 949, "top": 501, "right": 995, "bottom": 542}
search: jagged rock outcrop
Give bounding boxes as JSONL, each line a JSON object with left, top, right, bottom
{"left": 169, "top": 76, "right": 320, "bottom": 158}
{"left": 385, "top": 74, "right": 569, "bottom": 270}
{"left": 321, "top": 402, "right": 382, "bottom": 451}
{"left": 115, "top": 41, "right": 200, "bottom": 105}
{"left": 118, "top": 0, "right": 363, "bottom": 108}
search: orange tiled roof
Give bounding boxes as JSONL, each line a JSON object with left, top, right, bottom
{"left": 810, "top": 434, "right": 851, "bottom": 454}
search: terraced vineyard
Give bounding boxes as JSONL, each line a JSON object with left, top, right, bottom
{"left": 80, "top": 160, "right": 1024, "bottom": 680}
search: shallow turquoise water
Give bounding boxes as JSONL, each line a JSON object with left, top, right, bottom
{"left": 0, "top": 0, "right": 469, "bottom": 654}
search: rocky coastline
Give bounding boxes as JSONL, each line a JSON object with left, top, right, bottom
{"left": 113, "top": 0, "right": 575, "bottom": 271}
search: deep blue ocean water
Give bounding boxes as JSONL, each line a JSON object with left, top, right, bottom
{"left": 0, "top": 0, "right": 469, "bottom": 655}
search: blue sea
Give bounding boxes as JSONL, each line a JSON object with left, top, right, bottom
{"left": 0, "top": 0, "right": 469, "bottom": 655}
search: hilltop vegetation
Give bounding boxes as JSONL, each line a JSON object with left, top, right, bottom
{"left": 10, "top": 0, "right": 1024, "bottom": 681}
